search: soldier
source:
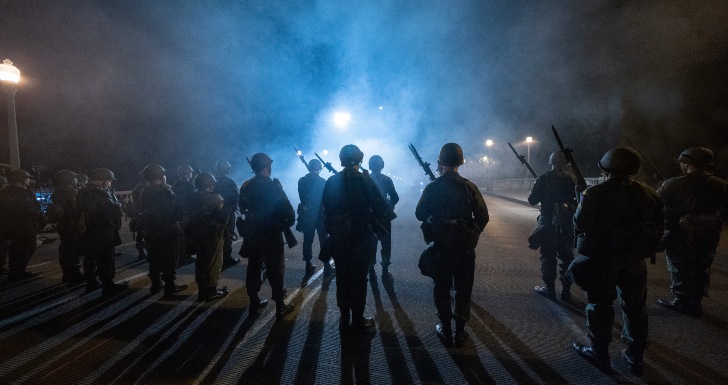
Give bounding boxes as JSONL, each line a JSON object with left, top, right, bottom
{"left": 214, "top": 161, "right": 241, "bottom": 268}
{"left": 239, "top": 153, "right": 296, "bottom": 319}
{"left": 130, "top": 171, "right": 149, "bottom": 260}
{"left": 656, "top": 147, "right": 727, "bottom": 317}
{"left": 570, "top": 148, "right": 664, "bottom": 375}
{"left": 296, "top": 159, "right": 332, "bottom": 275}
{"left": 0, "top": 170, "right": 46, "bottom": 282}
{"left": 415, "top": 143, "right": 489, "bottom": 347}
{"left": 172, "top": 164, "right": 196, "bottom": 211}
{"left": 76, "top": 168, "right": 127, "bottom": 295}
{"left": 527, "top": 151, "right": 577, "bottom": 301}
{"left": 367, "top": 155, "right": 399, "bottom": 281}
{"left": 172, "top": 164, "right": 196, "bottom": 263}
{"left": 0, "top": 175, "right": 8, "bottom": 275}
{"left": 49, "top": 170, "right": 84, "bottom": 284}
{"left": 140, "top": 164, "right": 188, "bottom": 296}
{"left": 186, "top": 173, "right": 229, "bottom": 302}
{"left": 322, "top": 144, "right": 387, "bottom": 332}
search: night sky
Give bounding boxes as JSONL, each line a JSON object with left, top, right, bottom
{"left": 1, "top": 1, "right": 727, "bottom": 189}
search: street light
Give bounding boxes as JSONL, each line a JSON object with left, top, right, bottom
{"left": 0, "top": 59, "right": 21, "bottom": 170}
{"left": 526, "top": 136, "right": 533, "bottom": 165}
{"left": 485, "top": 139, "right": 493, "bottom": 189}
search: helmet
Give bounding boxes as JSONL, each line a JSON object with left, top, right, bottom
{"left": 53, "top": 170, "right": 77, "bottom": 186}
{"left": 143, "top": 164, "right": 166, "bottom": 182}
{"left": 216, "top": 161, "right": 231, "bottom": 175}
{"left": 177, "top": 164, "right": 193, "bottom": 176}
{"left": 250, "top": 153, "right": 273, "bottom": 172}
{"left": 194, "top": 172, "right": 217, "bottom": 190}
{"left": 339, "top": 144, "right": 364, "bottom": 167}
{"left": 308, "top": 159, "right": 322, "bottom": 171}
{"left": 438, "top": 143, "right": 464, "bottom": 167}
{"left": 76, "top": 173, "right": 88, "bottom": 184}
{"left": 369, "top": 155, "right": 384, "bottom": 171}
{"left": 8, "top": 169, "right": 32, "bottom": 183}
{"left": 0, "top": 175, "right": 7, "bottom": 186}
{"left": 548, "top": 151, "right": 566, "bottom": 167}
{"left": 677, "top": 147, "right": 714, "bottom": 168}
{"left": 598, "top": 147, "right": 641, "bottom": 175}
{"left": 90, "top": 168, "right": 116, "bottom": 181}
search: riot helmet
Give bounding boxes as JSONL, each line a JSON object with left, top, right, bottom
{"left": 90, "top": 168, "right": 116, "bottom": 181}
{"left": 438, "top": 143, "right": 464, "bottom": 167}
{"left": 548, "top": 151, "right": 566, "bottom": 167}
{"left": 250, "top": 153, "right": 273, "bottom": 173}
{"left": 177, "top": 164, "right": 194, "bottom": 176}
{"left": 143, "top": 164, "right": 166, "bottom": 182}
{"left": 308, "top": 159, "right": 322, "bottom": 171}
{"left": 216, "top": 161, "right": 231, "bottom": 175}
{"left": 339, "top": 144, "right": 364, "bottom": 167}
{"left": 53, "top": 170, "right": 77, "bottom": 187}
{"left": 194, "top": 172, "right": 217, "bottom": 190}
{"left": 598, "top": 147, "right": 641, "bottom": 176}
{"left": 368, "top": 155, "right": 384, "bottom": 171}
{"left": 8, "top": 169, "right": 32, "bottom": 183}
{"left": 677, "top": 147, "right": 714, "bottom": 168}
{"left": 76, "top": 173, "right": 89, "bottom": 186}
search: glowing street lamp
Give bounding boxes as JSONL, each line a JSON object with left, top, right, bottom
{"left": 0, "top": 59, "right": 21, "bottom": 170}
{"left": 333, "top": 111, "right": 351, "bottom": 128}
{"left": 526, "top": 136, "right": 533, "bottom": 165}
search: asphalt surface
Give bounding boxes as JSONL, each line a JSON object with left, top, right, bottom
{"left": 1, "top": 187, "right": 727, "bottom": 385}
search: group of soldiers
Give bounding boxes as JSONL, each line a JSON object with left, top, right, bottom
{"left": 1, "top": 141, "right": 726, "bottom": 374}
{"left": 526, "top": 146, "right": 727, "bottom": 376}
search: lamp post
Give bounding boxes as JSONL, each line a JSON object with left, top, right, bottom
{"left": 526, "top": 136, "right": 533, "bottom": 165}
{"left": 485, "top": 139, "right": 493, "bottom": 190}
{"left": 0, "top": 59, "right": 21, "bottom": 170}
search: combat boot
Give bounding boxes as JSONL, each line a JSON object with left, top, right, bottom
{"left": 381, "top": 266, "right": 393, "bottom": 282}
{"left": 323, "top": 262, "right": 335, "bottom": 276}
{"left": 621, "top": 346, "right": 644, "bottom": 376}
{"left": 249, "top": 293, "right": 269, "bottom": 311}
{"left": 164, "top": 283, "right": 188, "bottom": 297}
{"left": 435, "top": 318, "right": 453, "bottom": 347}
{"left": 275, "top": 301, "right": 295, "bottom": 320}
{"left": 305, "top": 261, "right": 316, "bottom": 275}
{"left": 454, "top": 320, "right": 469, "bottom": 347}
{"left": 573, "top": 341, "right": 610, "bottom": 371}
{"left": 559, "top": 279, "right": 572, "bottom": 302}
{"left": 535, "top": 284, "right": 556, "bottom": 299}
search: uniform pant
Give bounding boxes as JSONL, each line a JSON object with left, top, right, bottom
{"left": 147, "top": 232, "right": 180, "bottom": 286}
{"left": 433, "top": 244, "right": 475, "bottom": 323}
{"left": 246, "top": 236, "right": 287, "bottom": 302}
{"left": 58, "top": 231, "right": 81, "bottom": 279}
{"left": 540, "top": 229, "right": 574, "bottom": 287}
{"left": 333, "top": 233, "right": 375, "bottom": 320}
{"left": 5, "top": 232, "right": 37, "bottom": 280}
{"left": 223, "top": 209, "right": 236, "bottom": 262}
{"left": 83, "top": 240, "right": 116, "bottom": 286}
{"left": 372, "top": 220, "right": 392, "bottom": 268}
{"left": 583, "top": 255, "right": 647, "bottom": 350}
{"left": 302, "top": 221, "right": 327, "bottom": 262}
{"left": 195, "top": 229, "right": 224, "bottom": 291}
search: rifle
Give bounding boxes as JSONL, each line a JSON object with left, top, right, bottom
{"left": 244, "top": 156, "right": 298, "bottom": 248}
{"left": 315, "top": 153, "right": 338, "bottom": 174}
{"left": 624, "top": 136, "right": 664, "bottom": 182}
{"left": 294, "top": 147, "right": 310, "bottom": 172}
{"left": 408, "top": 143, "right": 436, "bottom": 181}
{"left": 507, "top": 142, "right": 538, "bottom": 179}
{"left": 551, "top": 125, "right": 587, "bottom": 191}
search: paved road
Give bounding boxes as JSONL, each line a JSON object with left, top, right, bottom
{"left": 1, "top": 189, "right": 727, "bottom": 384}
